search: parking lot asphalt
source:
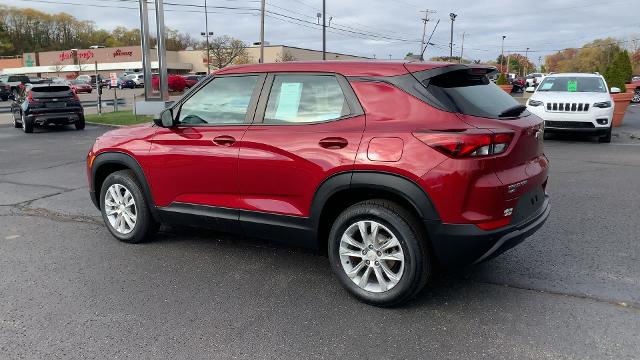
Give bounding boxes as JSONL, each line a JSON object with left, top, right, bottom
{"left": 0, "top": 108, "right": 639, "bottom": 359}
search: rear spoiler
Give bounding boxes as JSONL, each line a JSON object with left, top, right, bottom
{"left": 404, "top": 64, "right": 498, "bottom": 83}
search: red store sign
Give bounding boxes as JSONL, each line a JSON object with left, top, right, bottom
{"left": 113, "top": 49, "right": 134, "bottom": 58}
{"left": 59, "top": 50, "right": 94, "bottom": 62}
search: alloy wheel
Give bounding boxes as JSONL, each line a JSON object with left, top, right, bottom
{"left": 632, "top": 90, "right": 640, "bottom": 103}
{"left": 339, "top": 220, "right": 405, "bottom": 293}
{"left": 104, "top": 184, "right": 137, "bottom": 235}
{"left": 21, "top": 113, "right": 25, "bottom": 131}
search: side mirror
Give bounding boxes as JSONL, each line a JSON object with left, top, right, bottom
{"left": 610, "top": 87, "right": 621, "bottom": 94}
{"left": 154, "top": 108, "right": 175, "bottom": 127}
{"left": 525, "top": 86, "right": 536, "bottom": 93}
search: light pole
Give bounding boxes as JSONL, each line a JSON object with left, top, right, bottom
{"left": 201, "top": 31, "right": 213, "bottom": 72}
{"left": 322, "top": 0, "right": 326, "bottom": 60}
{"left": 449, "top": 13, "right": 457, "bottom": 62}
{"left": 501, "top": 35, "right": 506, "bottom": 73}
{"left": 202, "top": 0, "right": 212, "bottom": 73}
{"left": 259, "top": 0, "right": 265, "bottom": 63}
{"left": 524, "top": 47, "right": 530, "bottom": 76}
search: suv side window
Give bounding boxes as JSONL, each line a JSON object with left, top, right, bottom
{"left": 264, "top": 74, "right": 350, "bottom": 124}
{"left": 178, "top": 75, "right": 258, "bottom": 125}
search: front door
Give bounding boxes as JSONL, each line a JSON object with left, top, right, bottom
{"left": 147, "top": 74, "right": 264, "bottom": 221}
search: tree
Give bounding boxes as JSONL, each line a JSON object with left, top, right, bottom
{"left": 604, "top": 50, "right": 632, "bottom": 91}
{"left": 275, "top": 50, "right": 297, "bottom": 62}
{"left": 207, "top": 36, "right": 248, "bottom": 69}
{"left": 496, "top": 73, "right": 508, "bottom": 85}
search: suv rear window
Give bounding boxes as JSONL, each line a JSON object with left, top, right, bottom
{"left": 30, "top": 86, "right": 73, "bottom": 97}
{"left": 8, "top": 76, "right": 30, "bottom": 83}
{"left": 420, "top": 69, "right": 523, "bottom": 119}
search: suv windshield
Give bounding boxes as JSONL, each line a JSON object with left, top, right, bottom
{"left": 420, "top": 68, "right": 524, "bottom": 119}
{"left": 537, "top": 76, "right": 606, "bottom": 93}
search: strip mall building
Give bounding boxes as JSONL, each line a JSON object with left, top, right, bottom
{"left": 0, "top": 45, "right": 366, "bottom": 78}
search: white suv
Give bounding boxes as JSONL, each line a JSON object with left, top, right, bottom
{"left": 526, "top": 73, "right": 617, "bottom": 143}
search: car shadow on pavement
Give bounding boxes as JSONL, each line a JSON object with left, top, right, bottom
{"left": 149, "top": 224, "right": 485, "bottom": 307}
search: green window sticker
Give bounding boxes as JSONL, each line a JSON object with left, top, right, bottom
{"left": 274, "top": 82, "right": 303, "bottom": 120}
{"left": 567, "top": 80, "right": 577, "bottom": 92}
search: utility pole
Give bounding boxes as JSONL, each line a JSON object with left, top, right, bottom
{"left": 322, "top": 0, "right": 326, "bottom": 60}
{"left": 449, "top": 13, "right": 457, "bottom": 62}
{"left": 538, "top": 56, "right": 542, "bottom": 72}
{"left": 204, "top": 0, "right": 211, "bottom": 73}
{"left": 419, "top": 10, "right": 436, "bottom": 55}
{"left": 506, "top": 53, "right": 510, "bottom": 76}
{"left": 459, "top": 32, "right": 466, "bottom": 63}
{"left": 501, "top": 35, "right": 506, "bottom": 73}
{"left": 524, "top": 47, "right": 530, "bottom": 76}
{"left": 259, "top": 0, "right": 265, "bottom": 63}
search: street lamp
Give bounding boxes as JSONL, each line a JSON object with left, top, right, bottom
{"left": 203, "top": 0, "right": 212, "bottom": 73}
{"left": 524, "top": 47, "right": 530, "bottom": 76}
{"left": 449, "top": 13, "right": 457, "bottom": 62}
{"left": 200, "top": 31, "right": 213, "bottom": 73}
{"left": 501, "top": 35, "right": 506, "bottom": 73}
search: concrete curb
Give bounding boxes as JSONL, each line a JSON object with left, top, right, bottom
{"left": 85, "top": 121, "right": 125, "bottom": 128}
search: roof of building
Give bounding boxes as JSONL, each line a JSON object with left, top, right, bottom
{"left": 215, "top": 60, "right": 456, "bottom": 77}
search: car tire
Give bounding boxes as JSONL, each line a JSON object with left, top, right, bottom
{"left": 12, "top": 114, "right": 21, "bottom": 128}
{"left": 99, "top": 170, "right": 159, "bottom": 244}
{"left": 632, "top": 90, "right": 640, "bottom": 103}
{"left": 328, "top": 199, "right": 431, "bottom": 307}
{"left": 1, "top": 96, "right": 7, "bottom": 101}
{"left": 599, "top": 126, "right": 612, "bottom": 143}
{"left": 21, "top": 113, "right": 33, "bottom": 133}
{"left": 75, "top": 115, "right": 85, "bottom": 130}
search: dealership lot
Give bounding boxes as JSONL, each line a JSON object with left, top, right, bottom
{"left": 0, "top": 108, "right": 639, "bottom": 358}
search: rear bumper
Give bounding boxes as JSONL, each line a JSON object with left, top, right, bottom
{"left": 27, "top": 111, "right": 82, "bottom": 125}
{"left": 425, "top": 195, "right": 550, "bottom": 268}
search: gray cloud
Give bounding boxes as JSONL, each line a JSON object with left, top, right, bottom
{"left": 13, "top": 0, "right": 640, "bottom": 64}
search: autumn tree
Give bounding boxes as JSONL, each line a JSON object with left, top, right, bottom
{"left": 207, "top": 36, "right": 248, "bottom": 69}
{"left": 275, "top": 50, "right": 297, "bottom": 62}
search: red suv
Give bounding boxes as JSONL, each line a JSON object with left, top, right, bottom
{"left": 87, "top": 61, "right": 550, "bottom": 306}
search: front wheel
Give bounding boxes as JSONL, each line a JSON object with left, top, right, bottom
{"left": 100, "top": 170, "right": 159, "bottom": 243}
{"left": 632, "top": 90, "right": 640, "bottom": 103}
{"left": 328, "top": 200, "right": 431, "bottom": 307}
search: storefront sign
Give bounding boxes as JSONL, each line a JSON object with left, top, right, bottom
{"left": 58, "top": 50, "right": 94, "bottom": 62}
{"left": 113, "top": 49, "right": 134, "bottom": 58}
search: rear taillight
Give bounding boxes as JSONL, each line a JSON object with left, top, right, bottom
{"left": 27, "top": 92, "right": 40, "bottom": 104}
{"left": 413, "top": 130, "right": 514, "bottom": 158}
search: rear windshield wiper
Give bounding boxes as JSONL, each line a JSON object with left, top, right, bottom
{"left": 499, "top": 104, "right": 527, "bottom": 118}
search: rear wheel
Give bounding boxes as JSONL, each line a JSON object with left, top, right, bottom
{"left": 632, "top": 90, "right": 640, "bottom": 103}
{"left": 21, "top": 113, "right": 33, "bottom": 133}
{"left": 328, "top": 200, "right": 431, "bottom": 307}
{"left": 75, "top": 115, "right": 85, "bottom": 130}
{"left": 100, "top": 170, "right": 159, "bottom": 244}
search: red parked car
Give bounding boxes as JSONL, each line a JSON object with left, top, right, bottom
{"left": 183, "top": 74, "right": 205, "bottom": 88}
{"left": 87, "top": 61, "right": 550, "bottom": 306}
{"left": 68, "top": 79, "right": 92, "bottom": 94}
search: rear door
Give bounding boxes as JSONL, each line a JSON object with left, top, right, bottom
{"left": 238, "top": 72, "right": 365, "bottom": 218}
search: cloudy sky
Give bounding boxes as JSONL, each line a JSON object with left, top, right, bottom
{"left": 12, "top": 0, "right": 640, "bottom": 64}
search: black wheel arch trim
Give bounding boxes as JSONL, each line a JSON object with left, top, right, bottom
{"left": 310, "top": 171, "right": 440, "bottom": 227}
{"left": 91, "top": 151, "right": 160, "bottom": 222}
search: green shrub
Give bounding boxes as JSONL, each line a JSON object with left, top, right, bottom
{"left": 496, "top": 73, "right": 508, "bottom": 85}
{"left": 604, "top": 50, "right": 632, "bottom": 92}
